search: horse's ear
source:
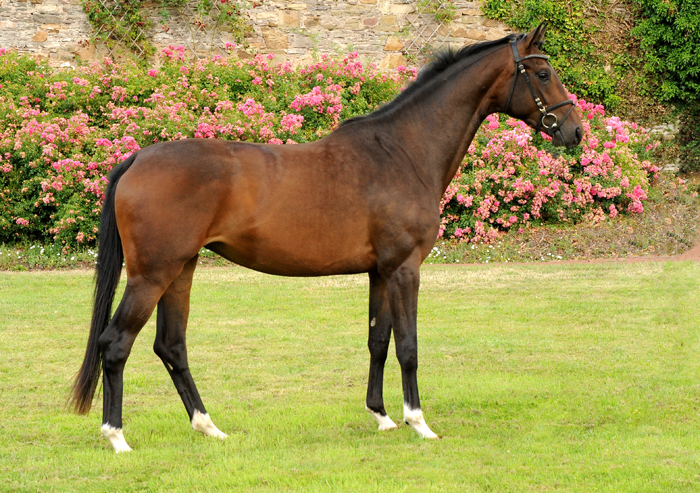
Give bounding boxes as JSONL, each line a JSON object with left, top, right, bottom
{"left": 527, "top": 22, "right": 548, "bottom": 49}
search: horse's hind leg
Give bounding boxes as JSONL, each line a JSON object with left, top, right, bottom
{"left": 154, "top": 255, "right": 227, "bottom": 439}
{"left": 365, "top": 271, "right": 398, "bottom": 431}
{"left": 99, "top": 276, "right": 167, "bottom": 452}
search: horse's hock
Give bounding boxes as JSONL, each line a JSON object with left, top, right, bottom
{"left": 0, "top": 0, "right": 511, "bottom": 67}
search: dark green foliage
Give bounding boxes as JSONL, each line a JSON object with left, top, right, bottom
{"left": 632, "top": 1, "right": 700, "bottom": 172}
{"left": 678, "top": 102, "right": 700, "bottom": 173}
{"left": 632, "top": 0, "right": 700, "bottom": 103}
{"left": 482, "top": 0, "right": 624, "bottom": 112}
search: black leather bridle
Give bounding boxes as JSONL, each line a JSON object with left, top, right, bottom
{"left": 504, "top": 39, "right": 575, "bottom": 135}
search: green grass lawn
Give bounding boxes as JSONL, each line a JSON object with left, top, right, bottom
{"left": 0, "top": 262, "right": 698, "bottom": 492}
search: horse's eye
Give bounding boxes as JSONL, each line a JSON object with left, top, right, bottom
{"left": 538, "top": 71, "right": 550, "bottom": 81}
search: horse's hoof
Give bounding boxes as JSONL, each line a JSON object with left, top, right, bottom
{"left": 403, "top": 406, "right": 439, "bottom": 439}
{"left": 366, "top": 406, "right": 398, "bottom": 431}
{"left": 191, "top": 410, "right": 228, "bottom": 439}
{"left": 101, "top": 424, "right": 133, "bottom": 452}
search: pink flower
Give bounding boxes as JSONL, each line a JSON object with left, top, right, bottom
{"left": 486, "top": 113, "right": 500, "bottom": 130}
{"left": 148, "top": 69, "right": 158, "bottom": 77}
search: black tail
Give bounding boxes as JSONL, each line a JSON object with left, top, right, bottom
{"left": 71, "top": 153, "right": 138, "bottom": 414}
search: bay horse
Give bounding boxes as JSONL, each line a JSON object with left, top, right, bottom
{"left": 71, "top": 24, "right": 582, "bottom": 452}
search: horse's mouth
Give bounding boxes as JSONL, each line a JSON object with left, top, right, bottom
{"left": 552, "top": 127, "right": 583, "bottom": 149}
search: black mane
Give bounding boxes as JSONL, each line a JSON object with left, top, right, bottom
{"left": 339, "top": 33, "right": 522, "bottom": 127}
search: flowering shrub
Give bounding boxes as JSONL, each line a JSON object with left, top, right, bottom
{"left": 439, "top": 98, "right": 659, "bottom": 243}
{"left": 0, "top": 47, "right": 658, "bottom": 249}
{"left": 0, "top": 48, "right": 410, "bottom": 249}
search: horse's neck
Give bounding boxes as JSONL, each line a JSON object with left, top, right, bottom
{"left": 377, "top": 57, "right": 506, "bottom": 196}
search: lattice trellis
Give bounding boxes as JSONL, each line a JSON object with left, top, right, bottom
{"left": 164, "top": 2, "right": 230, "bottom": 58}
{"left": 91, "top": 0, "right": 150, "bottom": 59}
{"left": 399, "top": 1, "right": 454, "bottom": 64}
{"left": 92, "top": 0, "right": 231, "bottom": 60}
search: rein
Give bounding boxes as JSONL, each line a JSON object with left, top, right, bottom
{"left": 504, "top": 39, "right": 575, "bottom": 134}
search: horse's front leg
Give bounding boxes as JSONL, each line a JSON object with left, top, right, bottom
{"left": 365, "top": 271, "right": 398, "bottom": 431}
{"left": 382, "top": 259, "right": 438, "bottom": 439}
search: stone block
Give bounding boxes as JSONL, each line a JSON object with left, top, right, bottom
{"left": 290, "top": 33, "right": 313, "bottom": 48}
{"left": 373, "top": 25, "right": 400, "bottom": 33}
{"left": 77, "top": 42, "right": 96, "bottom": 61}
{"left": 452, "top": 26, "right": 467, "bottom": 37}
{"left": 482, "top": 18, "right": 502, "bottom": 28}
{"left": 261, "top": 27, "right": 289, "bottom": 49}
{"left": 265, "top": 52, "right": 288, "bottom": 66}
{"left": 341, "top": 16, "right": 361, "bottom": 29}
{"left": 380, "top": 14, "right": 396, "bottom": 25}
{"left": 252, "top": 12, "right": 279, "bottom": 23}
{"left": 484, "top": 29, "right": 508, "bottom": 40}
{"left": 286, "top": 3, "right": 308, "bottom": 10}
{"left": 32, "top": 13, "right": 61, "bottom": 24}
{"left": 378, "top": 53, "right": 405, "bottom": 69}
{"left": 304, "top": 15, "right": 321, "bottom": 28}
{"left": 383, "top": 35, "right": 403, "bottom": 51}
{"left": 0, "top": 21, "right": 16, "bottom": 29}
{"left": 280, "top": 10, "right": 300, "bottom": 27}
{"left": 466, "top": 29, "right": 485, "bottom": 41}
{"left": 363, "top": 17, "right": 378, "bottom": 26}
{"left": 389, "top": 4, "right": 414, "bottom": 14}
{"left": 359, "top": 0, "right": 377, "bottom": 3}
{"left": 32, "top": 30, "right": 48, "bottom": 42}
{"left": 63, "top": 42, "right": 80, "bottom": 52}
{"left": 460, "top": 16, "right": 482, "bottom": 25}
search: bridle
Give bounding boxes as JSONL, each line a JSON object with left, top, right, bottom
{"left": 504, "top": 39, "right": 575, "bottom": 134}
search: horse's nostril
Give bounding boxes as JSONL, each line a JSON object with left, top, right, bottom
{"left": 575, "top": 126, "right": 582, "bottom": 143}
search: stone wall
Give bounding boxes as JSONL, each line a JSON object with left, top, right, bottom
{"left": 0, "top": 0, "right": 511, "bottom": 67}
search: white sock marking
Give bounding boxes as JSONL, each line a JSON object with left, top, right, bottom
{"left": 191, "top": 410, "right": 227, "bottom": 439}
{"left": 403, "top": 404, "right": 438, "bottom": 439}
{"left": 101, "top": 424, "right": 133, "bottom": 453}
{"left": 366, "top": 406, "right": 398, "bottom": 431}
{"left": 370, "top": 317, "right": 376, "bottom": 327}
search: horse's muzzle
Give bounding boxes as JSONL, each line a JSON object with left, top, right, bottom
{"left": 552, "top": 125, "right": 583, "bottom": 149}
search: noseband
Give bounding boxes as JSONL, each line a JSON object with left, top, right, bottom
{"left": 504, "top": 40, "right": 575, "bottom": 134}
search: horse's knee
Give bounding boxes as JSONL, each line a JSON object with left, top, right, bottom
{"left": 153, "top": 340, "right": 188, "bottom": 371}
{"left": 396, "top": 344, "right": 418, "bottom": 371}
{"left": 368, "top": 338, "right": 390, "bottom": 361}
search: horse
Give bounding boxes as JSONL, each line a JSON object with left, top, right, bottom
{"left": 71, "top": 23, "right": 582, "bottom": 452}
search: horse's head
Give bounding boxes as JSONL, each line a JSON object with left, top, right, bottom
{"left": 501, "top": 24, "right": 583, "bottom": 149}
